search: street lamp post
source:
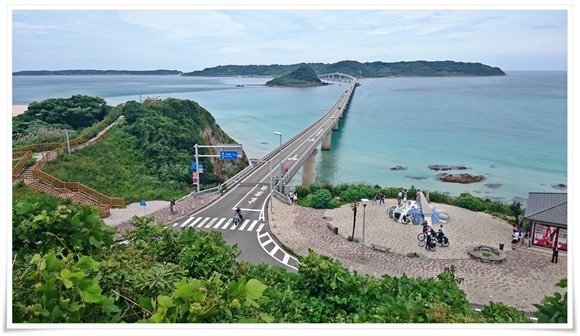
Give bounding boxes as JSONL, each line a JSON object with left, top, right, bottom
{"left": 273, "top": 131, "right": 282, "bottom": 148}
{"left": 360, "top": 198, "right": 369, "bottom": 259}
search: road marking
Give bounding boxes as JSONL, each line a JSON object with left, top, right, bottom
{"left": 262, "top": 238, "right": 274, "bottom": 247}
{"left": 269, "top": 245, "right": 280, "bottom": 256}
{"left": 179, "top": 216, "right": 195, "bottom": 227}
{"left": 196, "top": 217, "right": 210, "bottom": 228}
{"left": 222, "top": 218, "right": 233, "bottom": 230}
{"left": 282, "top": 254, "right": 290, "bottom": 264}
{"left": 213, "top": 218, "right": 226, "bottom": 229}
{"left": 247, "top": 220, "right": 258, "bottom": 231}
{"left": 205, "top": 217, "right": 218, "bottom": 228}
{"left": 230, "top": 219, "right": 240, "bottom": 230}
{"left": 239, "top": 219, "right": 250, "bottom": 230}
{"left": 257, "top": 223, "right": 265, "bottom": 232}
{"left": 188, "top": 217, "right": 203, "bottom": 227}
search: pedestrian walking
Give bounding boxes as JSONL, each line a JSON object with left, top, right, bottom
{"left": 379, "top": 192, "right": 385, "bottom": 205}
{"left": 551, "top": 244, "right": 559, "bottom": 263}
{"left": 524, "top": 232, "right": 530, "bottom": 249}
{"left": 403, "top": 189, "right": 407, "bottom": 202}
{"left": 169, "top": 198, "right": 176, "bottom": 215}
{"left": 372, "top": 191, "right": 377, "bottom": 204}
{"left": 511, "top": 230, "right": 520, "bottom": 249}
{"left": 293, "top": 193, "right": 298, "bottom": 205}
{"left": 397, "top": 190, "right": 403, "bottom": 206}
{"left": 288, "top": 191, "right": 294, "bottom": 204}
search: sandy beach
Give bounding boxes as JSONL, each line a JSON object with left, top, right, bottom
{"left": 12, "top": 105, "right": 28, "bottom": 117}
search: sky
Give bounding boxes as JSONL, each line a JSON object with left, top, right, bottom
{"left": 8, "top": 5, "right": 570, "bottom": 72}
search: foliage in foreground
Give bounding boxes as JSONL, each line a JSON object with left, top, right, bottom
{"left": 12, "top": 197, "right": 559, "bottom": 324}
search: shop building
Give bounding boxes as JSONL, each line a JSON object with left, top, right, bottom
{"left": 524, "top": 192, "right": 567, "bottom": 251}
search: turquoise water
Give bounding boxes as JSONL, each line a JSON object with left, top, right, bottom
{"left": 12, "top": 72, "right": 567, "bottom": 203}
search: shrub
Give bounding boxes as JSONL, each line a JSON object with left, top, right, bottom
{"left": 311, "top": 188, "right": 333, "bottom": 209}
{"left": 339, "top": 186, "right": 369, "bottom": 203}
{"left": 455, "top": 193, "right": 486, "bottom": 212}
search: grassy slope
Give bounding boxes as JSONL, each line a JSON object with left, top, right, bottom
{"left": 41, "top": 126, "right": 191, "bottom": 204}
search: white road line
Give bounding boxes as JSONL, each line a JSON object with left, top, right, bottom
{"left": 282, "top": 254, "right": 290, "bottom": 264}
{"left": 222, "top": 218, "right": 233, "bottom": 230}
{"left": 257, "top": 226, "right": 267, "bottom": 237}
{"left": 196, "top": 217, "right": 210, "bottom": 228}
{"left": 238, "top": 219, "right": 250, "bottom": 230}
{"left": 179, "top": 216, "right": 195, "bottom": 227}
{"left": 188, "top": 217, "right": 202, "bottom": 227}
{"left": 247, "top": 220, "right": 258, "bottom": 231}
{"left": 205, "top": 218, "right": 218, "bottom": 228}
{"left": 230, "top": 219, "right": 239, "bottom": 230}
{"left": 213, "top": 218, "right": 226, "bottom": 229}
{"left": 262, "top": 238, "right": 274, "bottom": 247}
{"left": 269, "top": 245, "right": 280, "bottom": 256}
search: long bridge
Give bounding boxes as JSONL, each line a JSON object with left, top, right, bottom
{"left": 168, "top": 73, "right": 357, "bottom": 271}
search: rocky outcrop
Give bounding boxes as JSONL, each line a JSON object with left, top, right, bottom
{"left": 438, "top": 173, "right": 485, "bottom": 183}
{"left": 429, "top": 165, "right": 469, "bottom": 171}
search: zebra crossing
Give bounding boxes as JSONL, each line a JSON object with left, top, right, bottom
{"left": 172, "top": 215, "right": 265, "bottom": 233}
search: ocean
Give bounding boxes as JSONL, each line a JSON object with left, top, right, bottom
{"left": 12, "top": 71, "right": 567, "bottom": 203}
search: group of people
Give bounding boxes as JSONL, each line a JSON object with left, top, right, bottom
{"left": 422, "top": 221, "right": 447, "bottom": 248}
{"left": 288, "top": 190, "right": 298, "bottom": 204}
{"left": 371, "top": 191, "right": 385, "bottom": 205}
{"left": 511, "top": 226, "right": 530, "bottom": 249}
{"left": 397, "top": 189, "right": 430, "bottom": 206}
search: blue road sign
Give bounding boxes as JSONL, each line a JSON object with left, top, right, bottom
{"left": 198, "top": 164, "right": 203, "bottom": 173}
{"left": 190, "top": 161, "right": 196, "bottom": 171}
{"left": 140, "top": 200, "right": 147, "bottom": 206}
{"left": 220, "top": 151, "right": 238, "bottom": 160}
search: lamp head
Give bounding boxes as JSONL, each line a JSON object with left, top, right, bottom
{"left": 361, "top": 198, "right": 369, "bottom": 206}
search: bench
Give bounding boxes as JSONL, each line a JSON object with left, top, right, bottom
{"left": 326, "top": 222, "right": 338, "bottom": 235}
{"left": 371, "top": 243, "right": 391, "bottom": 253}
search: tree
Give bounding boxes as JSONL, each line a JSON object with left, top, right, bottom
{"left": 350, "top": 202, "right": 359, "bottom": 239}
{"left": 509, "top": 201, "right": 523, "bottom": 225}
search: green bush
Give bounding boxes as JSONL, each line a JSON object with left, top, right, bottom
{"left": 311, "top": 188, "right": 333, "bottom": 209}
{"left": 339, "top": 186, "right": 371, "bottom": 203}
{"left": 455, "top": 193, "right": 486, "bottom": 212}
{"left": 485, "top": 200, "right": 509, "bottom": 215}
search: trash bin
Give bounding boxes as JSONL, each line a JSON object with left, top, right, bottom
{"left": 499, "top": 243, "right": 504, "bottom": 251}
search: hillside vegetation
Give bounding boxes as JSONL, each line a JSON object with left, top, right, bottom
{"left": 19, "top": 97, "right": 247, "bottom": 203}
{"left": 266, "top": 65, "right": 326, "bottom": 87}
{"left": 184, "top": 60, "right": 506, "bottom": 78}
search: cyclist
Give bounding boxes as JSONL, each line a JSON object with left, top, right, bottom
{"left": 234, "top": 207, "right": 243, "bottom": 224}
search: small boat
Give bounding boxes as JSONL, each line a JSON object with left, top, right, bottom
{"left": 390, "top": 165, "right": 408, "bottom": 171}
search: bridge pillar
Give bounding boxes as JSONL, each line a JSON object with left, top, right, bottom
{"left": 321, "top": 131, "right": 332, "bottom": 150}
{"left": 302, "top": 149, "right": 318, "bottom": 185}
{"left": 331, "top": 120, "right": 339, "bottom": 131}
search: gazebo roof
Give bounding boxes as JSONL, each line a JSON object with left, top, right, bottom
{"left": 524, "top": 192, "right": 567, "bottom": 227}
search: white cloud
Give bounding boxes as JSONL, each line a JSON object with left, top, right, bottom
{"left": 118, "top": 10, "right": 246, "bottom": 41}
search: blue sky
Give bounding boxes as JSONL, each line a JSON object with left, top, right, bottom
{"left": 10, "top": 8, "right": 569, "bottom": 72}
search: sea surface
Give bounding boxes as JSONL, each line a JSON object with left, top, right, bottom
{"left": 12, "top": 72, "right": 568, "bottom": 204}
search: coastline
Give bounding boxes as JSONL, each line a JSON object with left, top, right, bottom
{"left": 12, "top": 105, "right": 28, "bottom": 117}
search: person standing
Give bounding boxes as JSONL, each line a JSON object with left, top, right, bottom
{"left": 511, "top": 230, "right": 520, "bottom": 249}
{"left": 551, "top": 244, "right": 559, "bottom": 263}
{"left": 169, "top": 199, "right": 176, "bottom": 215}
{"left": 403, "top": 189, "right": 407, "bottom": 202}
{"left": 293, "top": 193, "right": 298, "bottom": 205}
{"left": 379, "top": 192, "right": 385, "bottom": 205}
{"left": 524, "top": 232, "right": 530, "bottom": 249}
{"left": 416, "top": 189, "right": 421, "bottom": 202}
{"left": 397, "top": 190, "right": 403, "bottom": 206}
{"left": 372, "top": 191, "right": 377, "bottom": 204}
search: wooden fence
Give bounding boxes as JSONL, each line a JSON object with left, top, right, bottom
{"left": 12, "top": 151, "right": 32, "bottom": 178}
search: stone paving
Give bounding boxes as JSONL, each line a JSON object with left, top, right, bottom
{"left": 103, "top": 192, "right": 568, "bottom": 313}
{"left": 269, "top": 198, "right": 568, "bottom": 313}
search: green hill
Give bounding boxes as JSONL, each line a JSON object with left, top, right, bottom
{"left": 265, "top": 65, "right": 326, "bottom": 87}
{"left": 184, "top": 60, "right": 506, "bottom": 78}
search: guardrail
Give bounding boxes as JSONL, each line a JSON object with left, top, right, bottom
{"left": 12, "top": 151, "right": 32, "bottom": 178}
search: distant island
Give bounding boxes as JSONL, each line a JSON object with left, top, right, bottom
{"left": 266, "top": 65, "right": 327, "bottom": 87}
{"left": 12, "top": 69, "right": 183, "bottom": 76}
{"left": 12, "top": 60, "right": 506, "bottom": 78}
{"left": 184, "top": 60, "right": 506, "bottom": 78}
